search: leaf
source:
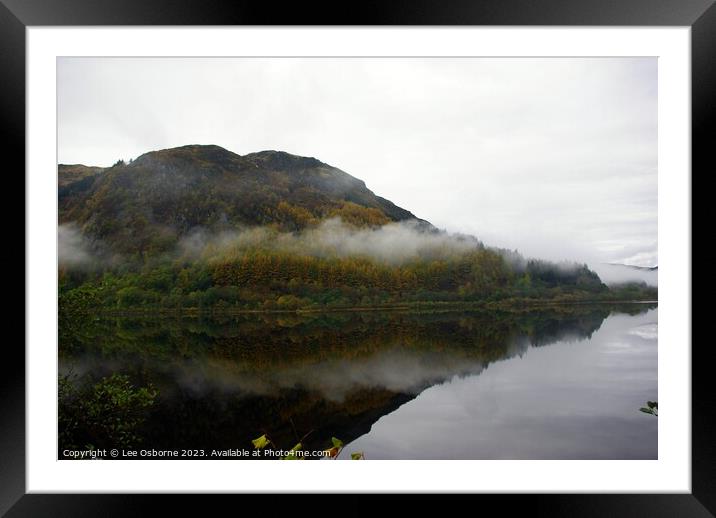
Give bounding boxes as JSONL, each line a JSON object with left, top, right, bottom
{"left": 251, "top": 434, "right": 270, "bottom": 449}
{"left": 324, "top": 446, "right": 340, "bottom": 459}
{"left": 647, "top": 401, "right": 658, "bottom": 409}
{"left": 331, "top": 437, "right": 343, "bottom": 448}
{"left": 350, "top": 452, "right": 364, "bottom": 460}
{"left": 640, "top": 407, "right": 652, "bottom": 414}
{"left": 283, "top": 443, "right": 303, "bottom": 460}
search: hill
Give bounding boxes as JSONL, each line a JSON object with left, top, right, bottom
{"left": 58, "top": 145, "right": 656, "bottom": 312}
{"left": 607, "top": 263, "right": 658, "bottom": 272}
{"left": 59, "top": 145, "right": 427, "bottom": 256}
{"left": 58, "top": 164, "right": 106, "bottom": 187}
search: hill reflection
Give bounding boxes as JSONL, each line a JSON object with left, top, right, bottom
{"left": 59, "top": 304, "right": 655, "bottom": 458}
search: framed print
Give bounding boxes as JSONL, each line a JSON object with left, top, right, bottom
{"left": 5, "top": 0, "right": 713, "bottom": 514}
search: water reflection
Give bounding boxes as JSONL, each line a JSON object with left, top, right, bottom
{"left": 345, "top": 308, "right": 658, "bottom": 459}
{"left": 59, "top": 303, "right": 656, "bottom": 459}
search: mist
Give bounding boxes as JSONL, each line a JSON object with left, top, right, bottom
{"left": 590, "top": 263, "right": 658, "bottom": 287}
{"left": 58, "top": 224, "right": 94, "bottom": 268}
{"left": 179, "top": 218, "right": 485, "bottom": 266}
{"left": 61, "top": 216, "right": 659, "bottom": 287}
{"left": 177, "top": 218, "right": 600, "bottom": 279}
{"left": 59, "top": 215, "right": 603, "bottom": 287}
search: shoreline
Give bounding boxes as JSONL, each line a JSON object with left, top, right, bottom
{"left": 73, "top": 299, "right": 659, "bottom": 318}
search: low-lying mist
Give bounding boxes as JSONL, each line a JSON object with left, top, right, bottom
{"left": 59, "top": 217, "right": 601, "bottom": 279}
{"left": 58, "top": 223, "right": 94, "bottom": 268}
{"left": 178, "top": 218, "right": 486, "bottom": 265}
{"left": 590, "top": 263, "right": 658, "bottom": 287}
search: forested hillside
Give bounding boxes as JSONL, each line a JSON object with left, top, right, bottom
{"left": 58, "top": 145, "right": 656, "bottom": 312}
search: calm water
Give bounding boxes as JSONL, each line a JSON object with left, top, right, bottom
{"left": 59, "top": 304, "right": 657, "bottom": 459}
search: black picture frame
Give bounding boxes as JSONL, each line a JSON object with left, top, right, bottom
{"left": 5, "top": 0, "right": 711, "bottom": 515}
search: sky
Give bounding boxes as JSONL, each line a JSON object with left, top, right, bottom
{"left": 58, "top": 57, "right": 657, "bottom": 268}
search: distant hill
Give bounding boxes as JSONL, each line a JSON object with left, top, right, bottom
{"left": 607, "top": 263, "right": 657, "bottom": 271}
{"left": 59, "top": 145, "right": 428, "bottom": 255}
{"left": 591, "top": 262, "right": 658, "bottom": 287}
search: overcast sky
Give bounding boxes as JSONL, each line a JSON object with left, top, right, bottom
{"left": 58, "top": 57, "right": 657, "bottom": 267}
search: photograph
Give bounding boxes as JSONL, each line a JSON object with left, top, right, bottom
{"left": 0, "top": 0, "right": 707, "bottom": 507}
{"left": 1, "top": 0, "right": 708, "bottom": 509}
{"left": 56, "top": 56, "right": 659, "bottom": 461}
